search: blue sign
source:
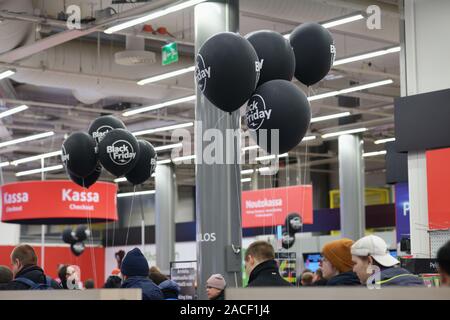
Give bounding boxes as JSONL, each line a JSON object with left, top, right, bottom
{"left": 395, "top": 182, "right": 410, "bottom": 244}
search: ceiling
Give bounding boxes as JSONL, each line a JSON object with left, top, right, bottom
{"left": 0, "top": 0, "right": 402, "bottom": 191}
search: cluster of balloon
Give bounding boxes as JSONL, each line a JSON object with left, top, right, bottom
{"left": 281, "top": 213, "right": 303, "bottom": 249}
{"left": 195, "top": 26, "right": 333, "bottom": 154}
{"left": 61, "top": 115, "right": 157, "bottom": 187}
{"left": 62, "top": 225, "right": 90, "bottom": 256}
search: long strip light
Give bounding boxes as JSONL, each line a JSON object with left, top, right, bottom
{"left": 134, "top": 122, "right": 193, "bottom": 136}
{"left": 255, "top": 153, "right": 288, "bottom": 162}
{"left": 11, "top": 150, "right": 62, "bottom": 166}
{"left": 138, "top": 66, "right": 196, "bottom": 86}
{"left": 157, "top": 159, "right": 172, "bottom": 165}
{"left": 172, "top": 154, "right": 196, "bottom": 162}
{"left": 0, "top": 131, "right": 54, "bottom": 149}
{"left": 334, "top": 46, "right": 401, "bottom": 66}
{"left": 322, "top": 128, "right": 367, "bottom": 139}
{"left": 117, "top": 190, "right": 156, "bottom": 198}
{"left": 104, "top": 0, "right": 207, "bottom": 34}
{"left": 0, "top": 161, "right": 9, "bottom": 168}
{"left": 123, "top": 95, "right": 196, "bottom": 117}
{"left": 16, "top": 164, "right": 63, "bottom": 177}
{"left": 241, "top": 178, "right": 252, "bottom": 183}
{"left": 114, "top": 173, "right": 155, "bottom": 183}
{"left": 363, "top": 150, "right": 387, "bottom": 158}
{"left": 154, "top": 143, "right": 183, "bottom": 152}
{"left": 0, "top": 105, "right": 28, "bottom": 119}
{"left": 374, "top": 137, "right": 396, "bottom": 145}
{"left": 311, "top": 112, "right": 351, "bottom": 123}
{"left": 308, "top": 79, "right": 393, "bottom": 102}
{"left": 0, "top": 69, "right": 15, "bottom": 80}
{"left": 302, "top": 135, "right": 317, "bottom": 142}
{"left": 242, "top": 136, "right": 316, "bottom": 153}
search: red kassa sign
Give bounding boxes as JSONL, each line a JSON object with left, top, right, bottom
{"left": 1, "top": 180, "right": 118, "bottom": 223}
{"left": 241, "top": 185, "right": 313, "bottom": 228}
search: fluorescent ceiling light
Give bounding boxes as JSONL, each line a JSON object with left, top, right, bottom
{"left": 241, "top": 169, "right": 255, "bottom": 175}
{"left": 0, "top": 105, "right": 28, "bottom": 119}
{"left": 257, "top": 167, "right": 271, "bottom": 173}
{"left": 302, "top": 136, "right": 317, "bottom": 142}
{"left": 0, "top": 131, "right": 54, "bottom": 149}
{"left": 172, "top": 154, "right": 196, "bottom": 163}
{"left": 0, "top": 161, "right": 9, "bottom": 168}
{"left": 123, "top": 95, "right": 196, "bottom": 117}
{"left": 284, "top": 13, "right": 364, "bottom": 39}
{"left": 322, "top": 128, "right": 367, "bottom": 139}
{"left": 242, "top": 145, "right": 260, "bottom": 152}
{"left": 138, "top": 66, "right": 195, "bottom": 85}
{"left": 154, "top": 143, "right": 183, "bottom": 152}
{"left": 117, "top": 190, "right": 156, "bottom": 198}
{"left": 0, "top": 69, "right": 15, "bottom": 80}
{"left": 104, "top": 0, "right": 207, "bottom": 34}
{"left": 321, "top": 13, "right": 365, "bottom": 29}
{"left": 11, "top": 150, "right": 62, "bottom": 166}
{"left": 134, "top": 122, "right": 193, "bottom": 136}
{"left": 255, "top": 153, "right": 288, "bottom": 162}
{"left": 363, "top": 150, "right": 387, "bottom": 157}
{"left": 241, "top": 178, "right": 252, "bottom": 183}
{"left": 308, "top": 79, "right": 393, "bottom": 102}
{"left": 114, "top": 177, "right": 127, "bottom": 183}
{"left": 374, "top": 137, "right": 396, "bottom": 145}
{"left": 16, "top": 164, "right": 63, "bottom": 177}
{"left": 334, "top": 46, "right": 401, "bottom": 66}
{"left": 157, "top": 159, "right": 172, "bottom": 165}
{"left": 311, "top": 112, "right": 351, "bottom": 123}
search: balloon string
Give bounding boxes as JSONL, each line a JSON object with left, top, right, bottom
{"left": 84, "top": 177, "right": 98, "bottom": 287}
{"left": 125, "top": 185, "right": 137, "bottom": 246}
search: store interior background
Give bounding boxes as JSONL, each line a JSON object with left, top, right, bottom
{"left": 0, "top": 0, "right": 448, "bottom": 289}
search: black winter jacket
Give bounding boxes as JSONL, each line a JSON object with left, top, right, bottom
{"left": 247, "top": 260, "right": 293, "bottom": 287}
{"left": 0, "top": 265, "right": 62, "bottom": 290}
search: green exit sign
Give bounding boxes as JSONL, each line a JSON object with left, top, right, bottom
{"left": 162, "top": 42, "right": 179, "bottom": 66}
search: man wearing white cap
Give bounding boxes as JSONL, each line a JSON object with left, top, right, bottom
{"left": 351, "top": 235, "right": 424, "bottom": 287}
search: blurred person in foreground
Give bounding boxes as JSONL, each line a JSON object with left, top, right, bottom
{"left": 437, "top": 240, "right": 450, "bottom": 287}
{"left": 149, "top": 266, "right": 180, "bottom": 300}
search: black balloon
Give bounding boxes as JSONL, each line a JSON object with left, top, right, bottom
{"left": 290, "top": 22, "right": 335, "bottom": 86}
{"left": 245, "top": 79, "right": 311, "bottom": 154}
{"left": 75, "top": 225, "right": 90, "bottom": 242}
{"left": 125, "top": 140, "right": 157, "bottom": 185}
{"left": 285, "top": 213, "right": 303, "bottom": 234}
{"left": 195, "top": 32, "right": 259, "bottom": 113}
{"left": 98, "top": 129, "right": 140, "bottom": 177}
{"left": 281, "top": 232, "right": 296, "bottom": 249}
{"left": 62, "top": 228, "right": 77, "bottom": 245}
{"left": 246, "top": 30, "right": 295, "bottom": 86}
{"left": 71, "top": 242, "right": 85, "bottom": 257}
{"left": 68, "top": 165, "right": 101, "bottom": 188}
{"left": 62, "top": 132, "right": 98, "bottom": 178}
{"left": 88, "top": 115, "right": 126, "bottom": 144}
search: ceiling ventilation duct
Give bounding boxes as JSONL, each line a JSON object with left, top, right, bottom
{"left": 0, "top": 0, "right": 33, "bottom": 54}
{"left": 115, "top": 35, "right": 156, "bottom": 66}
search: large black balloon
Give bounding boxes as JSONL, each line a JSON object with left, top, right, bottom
{"left": 98, "top": 129, "right": 140, "bottom": 177}
{"left": 71, "top": 242, "right": 85, "bottom": 257}
{"left": 88, "top": 115, "right": 126, "bottom": 144}
{"left": 125, "top": 140, "right": 157, "bottom": 185}
{"left": 285, "top": 213, "right": 303, "bottom": 235}
{"left": 62, "top": 228, "right": 77, "bottom": 245}
{"left": 68, "top": 165, "right": 101, "bottom": 189}
{"left": 246, "top": 30, "right": 295, "bottom": 86}
{"left": 195, "top": 32, "right": 259, "bottom": 113}
{"left": 245, "top": 80, "right": 311, "bottom": 154}
{"left": 62, "top": 132, "right": 98, "bottom": 178}
{"left": 290, "top": 22, "right": 335, "bottom": 86}
{"left": 75, "top": 225, "right": 90, "bottom": 242}
{"left": 281, "top": 232, "right": 296, "bottom": 249}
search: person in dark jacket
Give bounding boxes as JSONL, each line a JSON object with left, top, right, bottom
{"left": 0, "top": 266, "right": 13, "bottom": 284}
{"left": 437, "top": 240, "right": 450, "bottom": 287}
{"left": 0, "top": 244, "right": 61, "bottom": 290}
{"left": 104, "top": 275, "right": 122, "bottom": 288}
{"left": 312, "top": 268, "right": 327, "bottom": 286}
{"left": 351, "top": 235, "right": 424, "bottom": 287}
{"left": 120, "top": 248, "right": 163, "bottom": 300}
{"left": 149, "top": 266, "right": 180, "bottom": 300}
{"left": 245, "top": 241, "right": 292, "bottom": 287}
{"left": 206, "top": 274, "right": 226, "bottom": 300}
{"left": 320, "top": 239, "right": 360, "bottom": 286}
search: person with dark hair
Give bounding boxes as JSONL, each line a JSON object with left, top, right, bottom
{"left": 351, "top": 235, "right": 423, "bottom": 287}
{"left": 0, "top": 244, "right": 61, "bottom": 290}
{"left": 437, "top": 240, "right": 450, "bottom": 287}
{"left": 120, "top": 248, "right": 163, "bottom": 300}
{"left": 206, "top": 274, "right": 226, "bottom": 300}
{"left": 149, "top": 266, "right": 180, "bottom": 300}
{"left": 104, "top": 275, "right": 122, "bottom": 288}
{"left": 84, "top": 279, "right": 95, "bottom": 289}
{"left": 57, "top": 265, "right": 69, "bottom": 289}
{"left": 320, "top": 238, "right": 360, "bottom": 286}
{"left": 0, "top": 266, "right": 13, "bottom": 284}
{"left": 245, "top": 241, "right": 292, "bottom": 287}
{"left": 300, "top": 272, "right": 314, "bottom": 286}
{"left": 312, "top": 268, "right": 327, "bottom": 286}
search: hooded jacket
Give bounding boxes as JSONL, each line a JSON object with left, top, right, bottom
{"left": 247, "top": 260, "right": 293, "bottom": 287}
{"left": 0, "top": 265, "right": 61, "bottom": 290}
{"left": 121, "top": 276, "right": 164, "bottom": 300}
{"left": 158, "top": 279, "right": 180, "bottom": 300}
{"left": 374, "top": 267, "right": 424, "bottom": 287}
{"left": 326, "top": 271, "right": 361, "bottom": 286}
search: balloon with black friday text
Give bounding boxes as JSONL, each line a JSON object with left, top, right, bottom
{"left": 62, "top": 132, "right": 98, "bottom": 178}
{"left": 88, "top": 115, "right": 126, "bottom": 144}
{"left": 125, "top": 140, "right": 157, "bottom": 185}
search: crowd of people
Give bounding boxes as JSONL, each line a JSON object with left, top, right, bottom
{"left": 0, "top": 236, "right": 449, "bottom": 300}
